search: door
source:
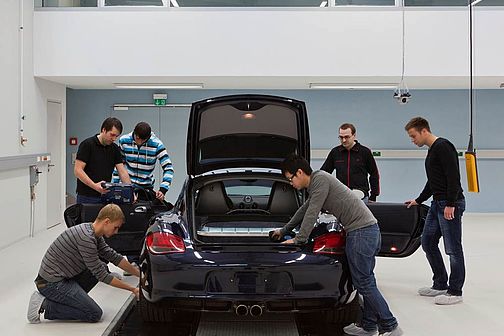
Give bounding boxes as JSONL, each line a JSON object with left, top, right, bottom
{"left": 47, "top": 101, "right": 63, "bottom": 228}
{"left": 368, "top": 202, "right": 429, "bottom": 258}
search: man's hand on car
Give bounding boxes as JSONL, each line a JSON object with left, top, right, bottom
{"left": 405, "top": 199, "right": 418, "bottom": 208}
{"left": 270, "top": 229, "right": 283, "bottom": 241}
{"left": 155, "top": 190, "right": 165, "bottom": 201}
{"left": 131, "top": 287, "right": 139, "bottom": 300}
{"left": 282, "top": 238, "right": 295, "bottom": 244}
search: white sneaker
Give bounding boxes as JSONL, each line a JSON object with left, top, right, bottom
{"left": 435, "top": 294, "right": 463, "bottom": 305}
{"left": 343, "top": 323, "right": 378, "bottom": 336}
{"left": 27, "top": 291, "right": 45, "bottom": 324}
{"left": 379, "top": 326, "right": 403, "bottom": 336}
{"left": 418, "top": 286, "right": 447, "bottom": 297}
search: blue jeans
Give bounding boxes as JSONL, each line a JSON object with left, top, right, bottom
{"left": 346, "top": 223, "right": 398, "bottom": 332}
{"left": 76, "top": 194, "right": 104, "bottom": 204}
{"left": 37, "top": 270, "right": 102, "bottom": 322}
{"left": 422, "top": 199, "right": 466, "bottom": 296}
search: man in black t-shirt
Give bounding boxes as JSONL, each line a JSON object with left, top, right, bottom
{"left": 320, "top": 123, "right": 380, "bottom": 201}
{"left": 74, "top": 117, "right": 131, "bottom": 204}
{"left": 404, "top": 117, "right": 466, "bottom": 306}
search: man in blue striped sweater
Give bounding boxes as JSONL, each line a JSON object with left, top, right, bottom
{"left": 27, "top": 204, "right": 140, "bottom": 323}
{"left": 112, "top": 121, "right": 174, "bottom": 202}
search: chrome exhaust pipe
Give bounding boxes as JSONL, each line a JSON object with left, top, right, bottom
{"left": 249, "top": 304, "right": 263, "bottom": 317}
{"left": 235, "top": 304, "right": 249, "bottom": 316}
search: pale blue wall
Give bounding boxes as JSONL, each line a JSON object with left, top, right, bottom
{"left": 67, "top": 89, "right": 504, "bottom": 212}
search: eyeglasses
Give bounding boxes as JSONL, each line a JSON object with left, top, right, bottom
{"left": 338, "top": 135, "right": 354, "bottom": 140}
{"left": 286, "top": 173, "right": 297, "bottom": 182}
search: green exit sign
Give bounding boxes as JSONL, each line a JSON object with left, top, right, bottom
{"left": 153, "top": 93, "right": 167, "bottom": 106}
{"left": 372, "top": 151, "right": 382, "bottom": 157}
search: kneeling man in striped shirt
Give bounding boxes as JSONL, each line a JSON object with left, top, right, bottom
{"left": 27, "top": 204, "right": 140, "bottom": 323}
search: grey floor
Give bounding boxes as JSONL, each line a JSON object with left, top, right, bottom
{"left": 0, "top": 213, "right": 502, "bottom": 335}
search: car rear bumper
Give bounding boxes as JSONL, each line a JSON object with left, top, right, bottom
{"left": 141, "top": 250, "right": 350, "bottom": 311}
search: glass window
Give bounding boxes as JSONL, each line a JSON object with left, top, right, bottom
{"left": 405, "top": 0, "right": 469, "bottom": 5}
{"left": 223, "top": 180, "right": 274, "bottom": 197}
{"left": 475, "top": 0, "right": 504, "bottom": 5}
{"left": 105, "top": 0, "right": 164, "bottom": 5}
{"left": 335, "top": 0, "right": 395, "bottom": 5}
{"left": 171, "top": 1, "right": 328, "bottom": 6}
{"left": 37, "top": 0, "right": 97, "bottom": 6}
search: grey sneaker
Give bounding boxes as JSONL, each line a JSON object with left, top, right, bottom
{"left": 343, "top": 323, "right": 378, "bottom": 336}
{"left": 418, "top": 286, "right": 447, "bottom": 297}
{"left": 27, "top": 291, "right": 45, "bottom": 324}
{"left": 379, "top": 326, "right": 403, "bottom": 336}
{"left": 435, "top": 294, "right": 463, "bottom": 305}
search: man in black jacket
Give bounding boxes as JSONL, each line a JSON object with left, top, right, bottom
{"left": 404, "top": 117, "right": 466, "bottom": 305}
{"left": 320, "top": 123, "right": 380, "bottom": 201}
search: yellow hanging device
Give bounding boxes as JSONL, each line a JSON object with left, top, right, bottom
{"left": 465, "top": 152, "right": 479, "bottom": 193}
{"left": 465, "top": 136, "right": 479, "bottom": 193}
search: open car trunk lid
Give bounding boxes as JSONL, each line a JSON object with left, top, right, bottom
{"left": 187, "top": 94, "right": 310, "bottom": 175}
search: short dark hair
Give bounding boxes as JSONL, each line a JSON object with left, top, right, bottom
{"left": 339, "top": 123, "right": 356, "bottom": 135}
{"left": 281, "top": 154, "right": 313, "bottom": 176}
{"left": 405, "top": 117, "right": 431, "bottom": 133}
{"left": 134, "top": 122, "right": 152, "bottom": 140}
{"left": 101, "top": 117, "right": 123, "bottom": 134}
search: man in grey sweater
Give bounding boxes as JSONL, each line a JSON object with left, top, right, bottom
{"left": 272, "top": 155, "right": 402, "bottom": 336}
{"left": 27, "top": 204, "right": 140, "bottom": 323}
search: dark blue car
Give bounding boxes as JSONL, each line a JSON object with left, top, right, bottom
{"left": 136, "top": 94, "right": 427, "bottom": 323}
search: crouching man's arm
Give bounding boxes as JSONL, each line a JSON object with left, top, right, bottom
{"left": 108, "top": 258, "right": 140, "bottom": 299}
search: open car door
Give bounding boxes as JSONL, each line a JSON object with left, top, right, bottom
{"left": 64, "top": 199, "right": 170, "bottom": 256}
{"left": 367, "top": 203, "right": 429, "bottom": 258}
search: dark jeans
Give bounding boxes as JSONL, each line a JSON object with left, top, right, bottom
{"left": 422, "top": 199, "right": 466, "bottom": 296}
{"left": 36, "top": 270, "right": 102, "bottom": 322}
{"left": 76, "top": 194, "right": 104, "bottom": 204}
{"left": 346, "top": 223, "right": 398, "bottom": 333}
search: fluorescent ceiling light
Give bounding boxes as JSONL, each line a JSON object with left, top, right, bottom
{"left": 320, "top": 1, "right": 328, "bottom": 7}
{"left": 309, "top": 83, "right": 397, "bottom": 89}
{"left": 471, "top": 0, "right": 484, "bottom": 5}
{"left": 114, "top": 83, "right": 203, "bottom": 89}
{"left": 170, "top": 0, "right": 179, "bottom": 7}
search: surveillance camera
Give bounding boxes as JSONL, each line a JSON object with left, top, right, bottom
{"left": 393, "top": 90, "right": 411, "bottom": 105}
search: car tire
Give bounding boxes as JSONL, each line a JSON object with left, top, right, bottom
{"left": 137, "top": 289, "right": 200, "bottom": 323}
{"left": 137, "top": 288, "right": 177, "bottom": 322}
{"left": 323, "top": 294, "right": 360, "bottom": 325}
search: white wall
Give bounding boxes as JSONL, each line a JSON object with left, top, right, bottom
{"left": 32, "top": 7, "right": 504, "bottom": 87}
{"left": 0, "top": 0, "right": 66, "bottom": 250}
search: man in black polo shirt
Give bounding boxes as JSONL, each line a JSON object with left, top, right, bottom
{"left": 74, "top": 117, "right": 131, "bottom": 204}
{"left": 320, "top": 123, "right": 380, "bottom": 202}
{"left": 404, "top": 117, "right": 466, "bottom": 305}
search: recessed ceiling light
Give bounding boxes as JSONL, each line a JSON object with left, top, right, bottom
{"left": 114, "top": 83, "right": 203, "bottom": 89}
{"left": 309, "top": 83, "right": 397, "bottom": 89}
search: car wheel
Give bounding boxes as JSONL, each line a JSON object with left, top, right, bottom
{"left": 137, "top": 291, "right": 176, "bottom": 322}
{"left": 323, "top": 294, "right": 360, "bottom": 325}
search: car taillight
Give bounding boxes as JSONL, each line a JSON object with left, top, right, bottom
{"left": 146, "top": 232, "right": 185, "bottom": 254}
{"left": 313, "top": 232, "right": 345, "bottom": 255}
